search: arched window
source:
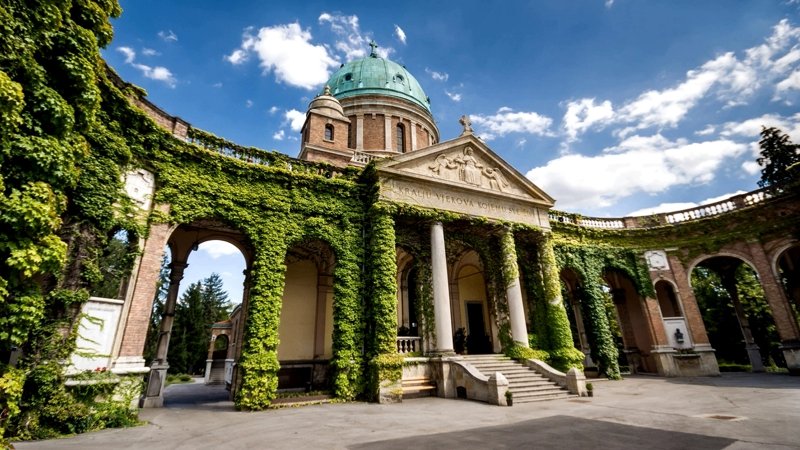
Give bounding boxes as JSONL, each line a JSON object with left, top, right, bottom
{"left": 324, "top": 124, "right": 334, "bottom": 141}
{"left": 396, "top": 123, "right": 405, "bottom": 152}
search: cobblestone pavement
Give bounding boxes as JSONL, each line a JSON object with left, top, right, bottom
{"left": 14, "top": 373, "right": 800, "bottom": 449}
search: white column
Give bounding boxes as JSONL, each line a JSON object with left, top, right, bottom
{"left": 384, "top": 115, "right": 392, "bottom": 151}
{"left": 431, "top": 221, "right": 454, "bottom": 353}
{"left": 356, "top": 115, "right": 364, "bottom": 150}
{"left": 410, "top": 121, "right": 418, "bottom": 151}
{"left": 501, "top": 229, "right": 529, "bottom": 347}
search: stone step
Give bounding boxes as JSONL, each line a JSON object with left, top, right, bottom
{"left": 511, "top": 384, "right": 568, "bottom": 394}
{"left": 513, "top": 392, "right": 573, "bottom": 404}
{"left": 463, "top": 354, "right": 571, "bottom": 404}
{"left": 508, "top": 380, "right": 556, "bottom": 389}
{"left": 467, "top": 363, "right": 529, "bottom": 370}
{"left": 470, "top": 366, "right": 534, "bottom": 374}
{"left": 402, "top": 377, "right": 433, "bottom": 387}
{"left": 460, "top": 354, "right": 510, "bottom": 360}
{"left": 402, "top": 377, "right": 436, "bottom": 399}
{"left": 503, "top": 372, "right": 547, "bottom": 379}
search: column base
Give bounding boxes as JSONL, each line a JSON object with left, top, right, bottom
{"left": 745, "top": 343, "right": 765, "bottom": 372}
{"left": 780, "top": 342, "right": 800, "bottom": 375}
{"left": 140, "top": 363, "right": 169, "bottom": 408}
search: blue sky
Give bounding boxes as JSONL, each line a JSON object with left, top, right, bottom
{"left": 106, "top": 1, "right": 800, "bottom": 301}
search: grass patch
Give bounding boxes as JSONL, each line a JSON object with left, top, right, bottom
{"left": 165, "top": 374, "right": 194, "bottom": 385}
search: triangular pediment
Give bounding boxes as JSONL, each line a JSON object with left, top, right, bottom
{"left": 377, "top": 134, "right": 555, "bottom": 207}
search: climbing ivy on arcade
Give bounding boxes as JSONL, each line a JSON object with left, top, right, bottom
{"left": 551, "top": 241, "right": 654, "bottom": 379}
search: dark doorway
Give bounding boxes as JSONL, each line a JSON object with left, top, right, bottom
{"left": 466, "top": 302, "right": 491, "bottom": 354}
{"left": 407, "top": 267, "right": 419, "bottom": 336}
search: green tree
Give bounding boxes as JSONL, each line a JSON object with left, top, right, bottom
{"left": 167, "top": 274, "right": 232, "bottom": 374}
{"left": 692, "top": 264, "right": 783, "bottom": 367}
{"left": 757, "top": 127, "right": 800, "bottom": 189}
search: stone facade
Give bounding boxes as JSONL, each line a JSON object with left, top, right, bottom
{"left": 96, "top": 52, "right": 800, "bottom": 411}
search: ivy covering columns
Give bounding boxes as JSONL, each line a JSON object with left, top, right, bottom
{"left": 500, "top": 229, "right": 528, "bottom": 347}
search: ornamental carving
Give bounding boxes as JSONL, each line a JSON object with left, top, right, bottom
{"left": 427, "top": 146, "right": 510, "bottom": 192}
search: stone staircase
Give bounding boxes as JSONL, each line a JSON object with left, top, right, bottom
{"left": 401, "top": 377, "right": 437, "bottom": 399}
{"left": 461, "top": 354, "right": 572, "bottom": 403}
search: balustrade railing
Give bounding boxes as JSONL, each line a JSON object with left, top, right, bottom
{"left": 550, "top": 187, "right": 775, "bottom": 230}
{"left": 396, "top": 336, "right": 422, "bottom": 354}
{"left": 350, "top": 150, "right": 384, "bottom": 165}
{"left": 187, "top": 128, "right": 357, "bottom": 180}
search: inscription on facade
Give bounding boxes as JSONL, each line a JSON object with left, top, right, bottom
{"left": 381, "top": 178, "right": 548, "bottom": 228}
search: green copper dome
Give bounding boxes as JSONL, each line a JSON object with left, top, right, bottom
{"left": 326, "top": 46, "right": 431, "bottom": 112}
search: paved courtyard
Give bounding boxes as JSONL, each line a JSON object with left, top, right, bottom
{"left": 14, "top": 373, "right": 800, "bottom": 449}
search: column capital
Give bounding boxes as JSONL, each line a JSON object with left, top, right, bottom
{"left": 168, "top": 261, "right": 189, "bottom": 284}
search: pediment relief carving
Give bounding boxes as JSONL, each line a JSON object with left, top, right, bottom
{"left": 427, "top": 146, "right": 519, "bottom": 195}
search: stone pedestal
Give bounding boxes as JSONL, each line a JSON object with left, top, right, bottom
{"left": 141, "top": 363, "right": 169, "bottom": 408}
{"left": 745, "top": 343, "right": 765, "bottom": 372}
{"left": 780, "top": 342, "right": 800, "bottom": 375}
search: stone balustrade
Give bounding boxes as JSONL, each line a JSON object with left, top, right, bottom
{"left": 550, "top": 187, "right": 775, "bottom": 230}
{"left": 350, "top": 150, "right": 384, "bottom": 165}
{"left": 396, "top": 336, "right": 422, "bottom": 354}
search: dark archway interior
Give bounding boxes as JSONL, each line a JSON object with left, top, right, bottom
{"left": 692, "top": 257, "right": 784, "bottom": 369}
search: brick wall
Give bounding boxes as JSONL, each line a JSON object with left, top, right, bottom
{"left": 362, "top": 114, "right": 386, "bottom": 150}
{"left": 118, "top": 221, "right": 172, "bottom": 357}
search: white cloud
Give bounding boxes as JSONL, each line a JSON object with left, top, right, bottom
{"left": 198, "top": 240, "right": 240, "bottom": 259}
{"left": 117, "top": 46, "right": 176, "bottom": 87}
{"left": 695, "top": 125, "right": 716, "bottom": 136}
{"left": 285, "top": 109, "right": 305, "bottom": 132}
{"left": 394, "top": 25, "right": 407, "bottom": 45}
{"left": 445, "top": 90, "right": 462, "bottom": 102}
{"left": 626, "top": 190, "right": 748, "bottom": 216}
{"left": 776, "top": 69, "right": 800, "bottom": 94}
{"left": 527, "top": 135, "right": 747, "bottom": 210}
{"left": 742, "top": 160, "right": 762, "bottom": 175}
{"left": 117, "top": 46, "right": 136, "bottom": 64}
{"left": 213, "top": 82, "right": 223, "bottom": 88}
{"left": 425, "top": 68, "right": 449, "bottom": 81}
{"left": 273, "top": 130, "right": 285, "bottom": 141}
{"left": 245, "top": 100, "right": 253, "bottom": 108}
{"left": 566, "top": 20, "right": 800, "bottom": 138}
{"left": 471, "top": 108, "right": 553, "bottom": 141}
{"left": 132, "top": 64, "right": 176, "bottom": 87}
{"left": 318, "top": 13, "right": 394, "bottom": 60}
{"left": 320, "top": 13, "right": 364, "bottom": 59}
{"left": 605, "top": 0, "right": 615, "bottom": 8}
{"left": 616, "top": 57, "right": 726, "bottom": 133}
{"left": 226, "top": 48, "right": 249, "bottom": 65}
{"left": 227, "top": 23, "right": 338, "bottom": 90}
{"left": 141, "top": 48, "right": 159, "bottom": 56}
{"left": 158, "top": 30, "right": 178, "bottom": 42}
{"left": 562, "top": 98, "right": 614, "bottom": 141}
{"left": 720, "top": 113, "right": 800, "bottom": 139}
{"left": 268, "top": 106, "right": 279, "bottom": 115}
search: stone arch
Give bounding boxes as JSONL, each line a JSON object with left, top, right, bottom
{"left": 689, "top": 254, "right": 784, "bottom": 371}
{"left": 773, "top": 242, "right": 800, "bottom": 316}
{"left": 560, "top": 267, "right": 592, "bottom": 366}
{"left": 450, "top": 249, "right": 496, "bottom": 354}
{"left": 396, "top": 246, "right": 420, "bottom": 339}
{"left": 139, "top": 218, "right": 253, "bottom": 407}
{"left": 278, "top": 238, "right": 336, "bottom": 390}
{"left": 654, "top": 279, "right": 683, "bottom": 318}
{"left": 686, "top": 251, "right": 758, "bottom": 284}
{"left": 603, "top": 268, "right": 655, "bottom": 373}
